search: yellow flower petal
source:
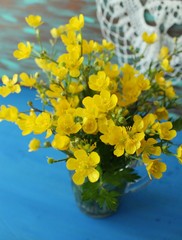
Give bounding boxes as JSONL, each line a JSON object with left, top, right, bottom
{"left": 72, "top": 172, "right": 85, "bottom": 185}
{"left": 87, "top": 169, "right": 100, "bottom": 183}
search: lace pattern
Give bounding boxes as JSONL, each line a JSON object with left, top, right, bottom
{"left": 96, "top": 0, "right": 182, "bottom": 84}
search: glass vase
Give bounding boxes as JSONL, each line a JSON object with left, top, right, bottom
{"left": 71, "top": 182, "right": 118, "bottom": 218}
{"left": 70, "top": 165, "right": 150, "bottom": 218}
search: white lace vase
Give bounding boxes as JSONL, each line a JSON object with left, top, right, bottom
{"left": 96, "top": 0, "right": 182, "bottom": 85}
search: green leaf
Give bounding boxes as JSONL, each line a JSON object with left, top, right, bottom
{"left": 81, "top": 181, "right": 99, "bottom": 201}
{"left": 81, "top": 181, "right": 121, "bottom": 212}
{"left": 79, "top": 168, "right": 140, "bottom": 212}
{"left": 97, "top": 188, "right": 120, "bottom": 212}
{"left": 103, "top": 168, "right": 140, "bottom": 188}
{"left": 172, "top": 117, "right": 182, "bottom": 131}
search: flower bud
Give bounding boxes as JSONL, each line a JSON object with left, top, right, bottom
{"left": 44, "top": 141, "right": 52, "bottom": 147}
{"left": 47, "top": 158, "right": 55, "bottom": 164}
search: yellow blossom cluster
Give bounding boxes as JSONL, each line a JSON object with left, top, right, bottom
{"left": 0, "top": 14, "right": 181, "bottom": 188}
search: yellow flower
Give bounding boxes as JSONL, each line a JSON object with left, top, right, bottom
{"left": 25, "top": 15, "right": 44, "bottom": 28}
{"left": 17, "top": 111, "right": 36, "bottom": 135}
{"left": 52, "top": 134, "right": 70, "bottom": 151}
{"left": 17, "top": 111, "right": 51, "bottom": 136}
{"left": 159, "top": 46, "right": 170, "bottom": 59}
{"left": 93, "top": 90, "right": 118, "bottom": 114}
{"left": 121, "top": 63, "right": 138, "bottom": 80}
{"left": 143, "top": 155, "right": 167, "bottom": 179}
{"left": 158, "top": 122, "right": 176, "bottom": 141}
{"left": 49, "top": 63, "right": 68, "bottom": 81}
{"left": 20, "top": 72, "right": 36, "bottom": 87}
{"left": 34, "top": 112, "right": 52, "bottom": 134}
{"left": 61, "top": 30, "right": 78, "bottom": 48}
{"left": 142, "top": 32, "right": 157, "bottom": 44}
{"left": 161, "top": 58, "right": 174, "bottom": 72}
{"left": 143, "top": 113, "right": 157, "bottom": 132}
{"left": 51, "top": 98, "right": 70, "bottom": 116}
{"left": 58, "top": 50, "right": 84, "bottom": 78}
{"left": 125, "top": 122, "right": 145, "bottom": 155}
{"left": 50, "top": 25, "right": 67, "bottom": 38}
{"left": 82, "top": 39, "right": 98, "bottom": 55}
{"left": 13, "top": 41, "right": 32, "bottom": 60}
{"left": 66, "top": 149, "right": 100, "bottom": 185}
{"left": 67, "top": 82, "right": 84, "bottom": 94}
{"left": 102, "top": 39, "right": 115, "bottom": 51}
{"left": 137, "top": 74, "right": 150, "bottom": 91}
{"left": 46, "top": 84, "right": 64, "bottom": 98}
{"left": 0, "top": 74, "right": 21, "bottom": 97}
{"left": 81, "top": 96, "right": 99, "bottom": 118}
{"left": 50, "top": 27, "right": 60, "bottom": 39}
{"left": 155, "top": 71, "right": 166, "bottom": 87}
{"left": 100, "top": 125, "right": 128, "bottom": 157}
{"left": 82, "top": 117, "right": 98, "bottom": 134}
{"left": 165, "top": 86, "right": 176, "bottom": 99}
{"left": 137, "top": 138, "right": 161, "bottom": 156}
{"left": 103, "top": 62, "right": 120, "bottom": 79}
{"left": 0, "top": 105, "right": 18, "bottom": 122}
{"left": 146, "top": 159, "right": 167, "bottom": 179}
{"left": 56, "top": 113, "right": 81, "bottom": 135}
{"left": 154, "top": 72, "right": 176, "bottom": 99}
{"left": 98, "top": 117, "right": 115, "bottom": 134}
{"left": 67, "top": 95, "right": 80, "bottom": 108}
{"left": 176, "top": 145, "right": 182, "bottom": 164}
{"left": 155, "top": 107, "right": 169, "bottom": 120}
{"left": 28, "top": 138, "right": 41, "bottom": 152}
{"left": 117, "top": 88, "right": 140, "bottom": 107}
{"left": 35, "top": 58, "right": 51, "bottom": 71}
{"left": 88, "top": 71, "right": 110, "bottom": 92}
{"left": 68, "top": 14, "right": 84, "bottom": 31}
{"left": 119, "top": 70, "right": 148, "bottom": 107}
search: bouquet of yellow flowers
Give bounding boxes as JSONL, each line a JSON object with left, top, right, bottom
{"left": 0, "top": 14, "right": 182, "bottom": 215}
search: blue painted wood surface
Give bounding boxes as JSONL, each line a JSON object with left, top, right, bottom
{"left": 0, "top": 88, "right": 182, "bottom": 240}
